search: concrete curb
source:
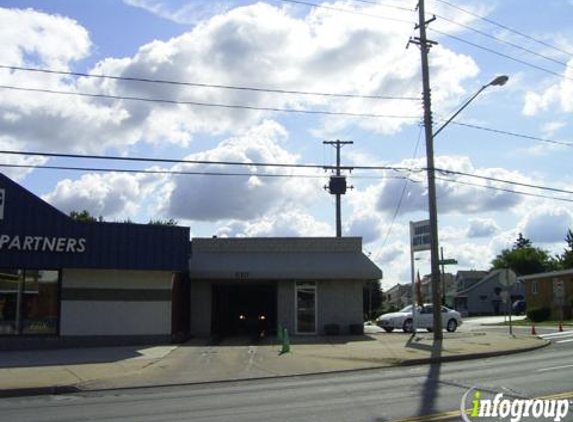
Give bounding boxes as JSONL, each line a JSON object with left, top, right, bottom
{"left": 0, "top": 385, "right": 80, "bottom": 398}
{"left": 0, "top": 339, "right": 550, "bottom": 398}
{"left": 399, "top": 338, "right": 551, "bottom": 366}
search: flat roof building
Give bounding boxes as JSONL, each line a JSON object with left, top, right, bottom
{"left": 0, "top": 172, "right": 189, "bottom": 349}
{"left": 0, "top": 173, "right": 382, "bottom": 349}
{"left": 189, "top": 237, "right": 382, "bottom": 337}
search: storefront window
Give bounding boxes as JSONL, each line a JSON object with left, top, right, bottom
{"left": 0, "top": 269, "right": 59, "bottom": 336}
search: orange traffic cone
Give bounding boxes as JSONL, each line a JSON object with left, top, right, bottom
{"left": 559, "top": 321, "right": 564, "bottom": 332}
{"left": 531, "top": 324, "right": 537, "bottom": 335}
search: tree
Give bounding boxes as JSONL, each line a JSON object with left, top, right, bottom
{"left": 491, "top": 234, "right": 557, "bottom": 275}
{"left": 557, "top": 229, "right": 573, "bottom": 270}
{"left": 514, "top": 232, "right": 532, "bottom": 249}
{"left": 363, "top": 281, "right": 383, "bottom": 320}
{"left": 69, "top": 210, "right": 102, "bottom": 222}
{"left": 148, "top": 218, "right": 178, "bottom": 226}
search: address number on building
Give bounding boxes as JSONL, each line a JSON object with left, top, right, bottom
{"left": 235, "top": 272, "right": 250, "bottom": 279}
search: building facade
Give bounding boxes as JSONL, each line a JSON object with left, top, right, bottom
{"left": 189, "top": 237, "right": 382, "bottom": 336}
{"left": 0, "top": 173, "right": 190, "bottom": 349}
{"left": 454, "top": 269, "right": 524, "bottom": 317}
{"left": 520, "top": 269, "right": 573, "bottom": 320}
{"left": 384, "top": 283, "right": 411, "bottom": 311}
{"left": 0, "top": 173, "right": 382, "bottom": 349}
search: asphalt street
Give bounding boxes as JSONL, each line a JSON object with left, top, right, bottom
{"left": 0, "top": 325, "right": 570, "bottom": 422}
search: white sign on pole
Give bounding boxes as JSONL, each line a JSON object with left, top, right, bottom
{"left": 500, "top": 268, "right": 517, "bottom": 287}
{"left": 411, "top": 220, "right": 431, "bottom": 252}
{"left": 500, "top": 290, "right": 509, "bottom": 304}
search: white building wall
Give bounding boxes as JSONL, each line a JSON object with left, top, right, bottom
{"left": 60, "top": 269, "right": 173, "bottom": 337}
{"left": 318, "top": 280, "right": 363, "bottom": 334}
{"left": 60, "top": 301, "right": 171, "bottom": 336}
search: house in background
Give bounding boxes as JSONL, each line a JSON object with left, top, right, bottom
{"left": 419, "top": 273, "right": 455, "bottom": 305}
{"left": 384, "top": 283, "right": 411, "bottom": 311}
{"left": 520, "top": 269, "right": 573, "bottom": 320}
{"left": 454, "top": 269, "right": 524, "bottom": 317}
{"left": 455, "top": 271, "right": 488, "bottom": 292}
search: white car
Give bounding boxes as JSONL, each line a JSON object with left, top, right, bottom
{"left": 376, "top": 304, "right": 462, "bottom": 333}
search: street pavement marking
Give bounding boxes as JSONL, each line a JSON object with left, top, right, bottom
{"left": 385, "top": 409, "right": 465, "bottom": 422}
{"left": 539, "top": 331, "right": 573, "bottom": 339}
{"left": 556, "top": 338, "right": 573, "bottom": 344}
{"left": 537, "top": 364, "right": 573, "bottom": 372}
{"left": 386, "top": 391, "right": 573, "bottom": 422}
{"left": 536, "top": 391, "right": 573, "bottom": 401}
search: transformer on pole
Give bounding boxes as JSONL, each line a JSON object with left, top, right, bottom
{"left": 323, "top": 140, "right": 353, "bottom": 237}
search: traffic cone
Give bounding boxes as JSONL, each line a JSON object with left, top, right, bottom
{"left": 559, "top": 321, "right": 564, "bottom": 332}
{"left": 531, "top": 324, "right": 536, "bottom": 335}
{"left": 280, "top": 328, "right": 290, "bottom": 354}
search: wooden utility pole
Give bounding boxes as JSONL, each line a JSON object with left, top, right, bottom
{"left": 324, "top": 140, "right": 353, "bottom": 237}
{"left": 410, "top": 0, "right": 443, "bottom": 340}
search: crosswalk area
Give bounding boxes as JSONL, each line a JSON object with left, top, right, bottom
{"left": 539, "top": 330, "right": 573, "bottom": 344}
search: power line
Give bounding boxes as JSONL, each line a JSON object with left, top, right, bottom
{"left": 351, "top": 0, "right": 573, "bottom": 70}
{"left": 0, "top": 164, "right": 322, "bottom": 179}
{"left": 347, "top": 0, "right": 414, "bottom": 13}
{"left": 275, "top": 0, "right": 415, "bottom": 25}
{"left": 381, "top": 125, "right": 423, "bottom": 249}
{"left": 429, "top": 13, "right": 573, "bottom": 71}
{"left": 431, "top": 0, "right": 573, "bottom": 57}
{"left": 446, "top": 121, "right": 573, "bottom": 148}
{"left": 0, "top": 85, "right": 421, "bottom": 120}
{"left": 437, "top": 169, "right": 573, "bottom": 196}
{"left": 0, "top": 163, "right": 408, "bottom": 181}
{"left": 3, "top": 149, "right": 572, "bottom": 198}
{"left": 436, "top": 176, "right": 573, "bottom": 204}
{"left": 0, "top": 64, "right": 420, "bottom": 101}
{"left": 276, "top": 0, "right": 573, "bottom": 84}
{"left": 430, "top": 28, "right": 573, "bottom": 82}
{"left": 0, "top": 149, "right": 405, "bottom": 172}
{"left": 3, "top": 162, "right": 572, "bottom": 204}
{"left": 0, "top": 149, "right": 329, "bottom": 170}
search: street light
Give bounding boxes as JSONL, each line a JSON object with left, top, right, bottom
{"left": 426, "top": 75, "right": 509, "bottom": 340}
{"left": 433, "top": 75, "right": 509, "bottom": 138}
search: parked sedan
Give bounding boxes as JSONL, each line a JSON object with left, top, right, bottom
{"left": 376, "top": 304, "right": 462, "bottom": 333}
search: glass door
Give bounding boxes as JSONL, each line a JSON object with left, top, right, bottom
{"left": 296, "top": 281, "right": 316, "bottom": 334}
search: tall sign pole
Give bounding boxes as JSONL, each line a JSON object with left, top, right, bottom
{"left": 324, "top": 140, "right": 353, "bottom": 237}
{"left": 415, "top": 0, "right": 443, "bottom": 340}
{"left": 410, "top": 219, "right": 431, "bottom": 332}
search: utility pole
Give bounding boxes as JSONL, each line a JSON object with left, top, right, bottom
{"left": 440, "top": 247, "right": 446, "bottom": 305}
{"left": 410, "top": 0, "right": 443, "bottom": 340}
{"left": 324, "top": 140, "right": 353, "bottom": 237}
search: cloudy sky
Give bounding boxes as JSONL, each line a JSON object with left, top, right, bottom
{"left": 1, "top": 0, "right": 573, "bottom": 288}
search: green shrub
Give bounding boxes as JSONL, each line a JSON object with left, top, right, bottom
{"left": 527, "top": 307, "right": 551, "bottom": 322}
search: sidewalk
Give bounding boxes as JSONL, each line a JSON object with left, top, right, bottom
{"left": 0, "top": 331, "right": 549, "bottom": 397}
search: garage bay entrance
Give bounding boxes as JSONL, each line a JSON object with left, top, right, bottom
{"left": 211, "top": 282, "right": 277, "bottom": 338}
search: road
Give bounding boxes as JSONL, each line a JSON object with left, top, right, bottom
{"left": 1, "top": 324, "right": 571, "bottom": 422}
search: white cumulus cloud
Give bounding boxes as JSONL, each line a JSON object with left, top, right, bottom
{"left": 466, "top": 218, "right": 500, "bottom": 238}
{"left": 518, "top": 205, "right": 573, "bottom": 244}
{"left": 43, "top": 171, "right": 165, "bottom": 220}
{"left": 216, "top": 208, "right": 332, "bottom": 237}
{"left": 161, "top": 120, "right": 320, "bottom": 221}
